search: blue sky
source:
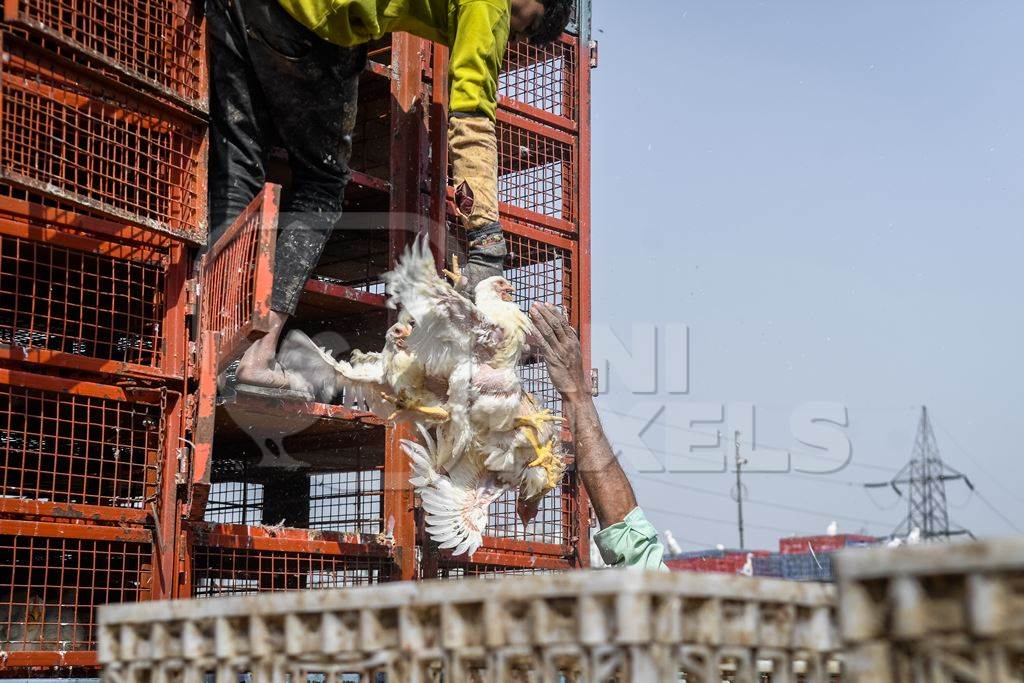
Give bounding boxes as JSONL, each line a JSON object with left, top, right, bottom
{"left": 588, "top": 1, "right": 1024, "bottom": 550}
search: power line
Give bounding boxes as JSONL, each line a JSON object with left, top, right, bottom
{"left": 629, "top": 472, "right": 893, "bottom": 529}
{"left": 601, "top": 407, "right": 900, "bottom": 474}
{"left": 973, "top": 489, "right": 1023, "bottom": 534}
{"left": 641, "top": 505, "right": 799, "bottom": 536}
{"left": 934, "top": 419, "right": 1023, "bottom": 505}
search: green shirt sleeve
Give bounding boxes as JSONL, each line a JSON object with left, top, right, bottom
{"left": 448, "top": 0, "right": 509, "bottom": 120}
{"left": 593, "top": 507, "right": 669, "bottom": 571}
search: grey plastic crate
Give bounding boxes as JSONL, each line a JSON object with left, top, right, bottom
{"left": 99, "top": 569, "right": 840, "bottom": 683}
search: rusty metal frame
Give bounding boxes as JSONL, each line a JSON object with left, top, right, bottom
{"left": 0, "top": 33, "right": 209, "bottom": 244}
{"left": 200, "top": 184, "right": 279, "bottom": 374}
{"left": 2, "top": 0, "right": 207, "bottom": 112}
{"left": 179, "top": 7, "right": 591, "bottom": 585}
{"left": 0, "top": 194, "right": 189, "bottom": 382}
{"left": 0, "top": 518, "right": 156, "bottom": 671}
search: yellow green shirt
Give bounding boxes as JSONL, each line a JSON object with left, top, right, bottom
{"left": 277, "top": 0, "right": 509, "bottom": 120}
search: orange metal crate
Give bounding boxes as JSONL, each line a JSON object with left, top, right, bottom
{"left": 0, "top": 368, "right": 168, "bottom": 519}
{"left": 500, "top": 36, "right": 579, "bottom": 125}
{"left": 186, "top": 523, "right": 394, "bottom": 598}
{"left": 0, "top": 35, "right": 208, "bottom": 243}
{"left": 3, "top": 0, "right": 206, "bottom": 111}
{"left": 0, "top": 194, "right": 189, "bottom": 380}
{"left": 497, "top": 114, "right": 577, "bottom": 228}
{"left": 0, "top": 520, "right": 153, "bottom": 669}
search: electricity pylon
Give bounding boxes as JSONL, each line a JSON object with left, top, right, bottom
{"left": 865, "top": 406, "right": 974, "bottom": 541}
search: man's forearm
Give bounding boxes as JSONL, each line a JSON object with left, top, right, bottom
{"left": 565, "top": 395, "right": 638, "bottom": 529}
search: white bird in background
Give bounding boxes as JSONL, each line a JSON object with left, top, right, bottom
{"left": 886, "top": 537, "right": 903, "bottom": 548}
{"left": 740, "top": 552, "right": 754, "bottom": 577}
{"left": 662, "top": 530, "right": 682, "bottom": 556}
{"left": 907, "top": 527, "right": 922, "bottom": 545}
{"left": 826, "top": 520, "right": 839, "bottom": 536}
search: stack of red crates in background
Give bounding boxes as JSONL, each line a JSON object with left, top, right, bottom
{"left": 777, "top": 534, "right": 876, "bottom": 555}
{"left": 665, "top": 549, "right": 772, "bottom": 575}
{"left": 0, "top": 0, "right": 206, "bottom": 675}
{"left": 665, "top": 535, "right": 878, "bottom": 579}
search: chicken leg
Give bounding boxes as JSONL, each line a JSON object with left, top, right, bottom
{"left": 513, "top": 409, "right": 564, "bottom": 435}
{"left": 381, "top": 390, "right": 451, "bottom": 423}
{"left": 520, "top": 428, "right": 563, "bottom": 489}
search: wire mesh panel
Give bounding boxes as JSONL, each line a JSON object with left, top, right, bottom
{"left": 0, "top": 37, "right": 207, "bottom": 243}
{"left": 201, "top": 185, "right": 278, "bottom": 374}
{"left": 189, "top": 524, "right": 392, "bottom": 598}
{"left": 498, "top": 116, "right": 576, "bottom": 223}
{"left": 203, "top": 481, "right": 265, "bottom": 526}
{"left": 0, "top": 369, "right": 165, "bottom": 513}
{"left": 500, "top": 37, "right": 578, "bottom": 122}
{"left": 0, "top": 526, "right": 151, "bottom": 660}
{"left": 484, "top": 482, "right": 572, "bottom": 547}
{"left": 3, "top": 0, "right": 206, "bottom": 109}
{"left": 309, "top": 468, "right": 384, "bottom": 535}
{"left": 0, "top": 197, "right": 184, "bottom": 379}
{"left": 436, "top": 562, "right": 553, "bottom": 579}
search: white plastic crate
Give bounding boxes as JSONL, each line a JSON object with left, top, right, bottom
{"left": 835, "top": 537, "right": 1024, "bottom": 683}
{"left": 98, "top": 569, "right": 840, "bottom": 682}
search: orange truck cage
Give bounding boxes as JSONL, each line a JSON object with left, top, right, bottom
{"left": 0, "top": 1, "right": 593, "bottom": 675}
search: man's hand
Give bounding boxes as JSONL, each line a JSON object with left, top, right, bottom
{"left": 529, "top": 302, "right": 638, "bottom": 529}
{"left": 528, "top": 303, "right": 590, "bottom": 402}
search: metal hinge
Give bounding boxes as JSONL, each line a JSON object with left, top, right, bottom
{"left": 185, "top": 278, "right": 201, "bottom": 317}
{"left": 187, "top": 340, "right": 199, "bottom": 377}
{"left": 589, "top": 40, "right": 599, "bottom": 69}
{"left": 590, "top": 368, "right": 599, "bottom": 396}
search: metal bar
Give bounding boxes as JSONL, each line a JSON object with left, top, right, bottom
{"left": 498, "top": 96, "right": 578, "bottom": 135}
{"left": 439, "top": 549, "right": 574, "bottom": 571}
{"left": 496, "top": 108, "right": 577, "bottom": 146}
{"left": 0, "top": 347, "right": 181, "bottom": 382}
{"left": 301, "top": 279, "right": 388, "bottom": 309}
{"left": 573, "top": 13, "right": 594, "bottom": 568}
{"left": 0, "top": 651, "right": 98, "bottom": 668}
{"left": 0, "top": 367, "right": 164, "bottom": 403}
{"left": 0, "top": 518, "right": 152, "bottom": 543}
{"left": 384, "top": 32, "right": 431, "bottom": 582}
{"left": 0, "top": 498, "right": 150, "bottom": 525}
{"left": 192, "top": 524, "right": 394, "bottom": 558}
{"left": 477, "top": 536, "right": 570, "bottom": 557}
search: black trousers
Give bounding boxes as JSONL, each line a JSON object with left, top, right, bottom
{"left": 207, "top": 0, "right": 366, "bottom": 315}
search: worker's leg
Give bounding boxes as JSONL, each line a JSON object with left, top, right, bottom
{"left": 232, "top": 0, "right": 364, "bottom": 392}
{"left": 206, "top": 0, "right": 271, "bottom": 243}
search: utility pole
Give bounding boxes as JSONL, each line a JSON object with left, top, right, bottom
{"left": 734, "top": 430, "right": 746, "bottom": 549}
{"left": 865, "top": 406, "right": 974, "bottom": 541}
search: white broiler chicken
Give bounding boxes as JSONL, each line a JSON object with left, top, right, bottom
{"left": 383, "top": 235, "right": 562, "bottom": 470}
{"left": 382, "top": 236, "right": 566, "bottom": 553}
{"left": 277, "top": 314, "right": 449, "bottom": 423}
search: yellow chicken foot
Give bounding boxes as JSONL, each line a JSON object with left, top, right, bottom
{"left": 380, "top": 391, "right": 450, "bottom": 423}
{"left": 521, "top": 429, "right": 563, "bottom": 489}
{"left": 513, "top": 409, "right": 564, "bottom": 436}
{"left": 442, "top": 254, "right": 462, "bottom": 286}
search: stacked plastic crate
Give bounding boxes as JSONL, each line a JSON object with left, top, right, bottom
{"left": 778, "top": 534, "right": 877, "bottom": 582}
{"left": 185, "top": 4, "right": 594, "bottom": 591}
{"left": 0, "top": 0, "right": 205, "bottom": 674}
